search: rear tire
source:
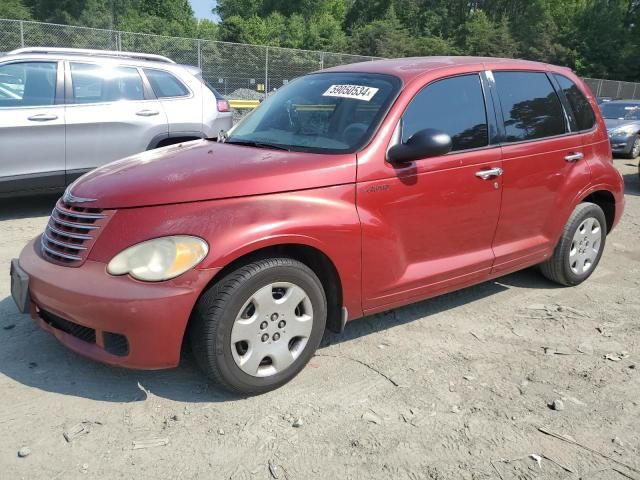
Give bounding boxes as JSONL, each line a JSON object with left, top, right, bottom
{"left": 539, "top": 202, "right": 607, "bottom": 286}
{"left": 190, "top": 257, "right": 326, "bottom": 395}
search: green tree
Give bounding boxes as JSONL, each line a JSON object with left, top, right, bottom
{"left": 0, "top": 0, "right": 32, "bottom": 20}
{"left": 350, "top": 6, "right": 419, "bottom": 57}
{"left": 457, "top": 10, "right": 518, "bottom": 58}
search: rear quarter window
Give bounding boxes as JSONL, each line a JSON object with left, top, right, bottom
{"left": 143, "top": 69, "right": 189, "bottom": 98}
{"left": 553, "top": 74, "right": 596, "bottom": 131}
{"left": 494, "top": 71, "right": 566, "bottom": 142}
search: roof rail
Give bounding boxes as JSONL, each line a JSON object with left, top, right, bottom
{"left": 7, "top": 47, "right": 176, "bottom": 64}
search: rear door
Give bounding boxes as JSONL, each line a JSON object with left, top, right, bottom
{"left": 64, "top": 61, "right": 168, "bottom": 182}
{"left": 142, "top": 68, "right": 203, "bottom": 137}
{"left": 489, "top": 70, "right": 592, "bottom": 275}
{"left": 0, "top": 60, "right": 65, "bottom": 194}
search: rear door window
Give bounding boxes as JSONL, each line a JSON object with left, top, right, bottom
{"left": 494, "top": 71, "right": 566, "bottom": 142}
{"left": 143, "top": 69, "right": 189, "bottom": 98}
{"left": 401, "top": 74, "right": 488, "bottom": 152}
{"left": 70, "top": 63, "right": 144, "bottom": 103}
{"left": 553, "top": 74, "right": 596, "bottom": 131}
{"left": 0, "top": 62, "right": 57, "bottom": 107}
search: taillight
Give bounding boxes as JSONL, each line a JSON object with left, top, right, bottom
{"left": 217, "top": 99, "right": 230, "bottom": 112}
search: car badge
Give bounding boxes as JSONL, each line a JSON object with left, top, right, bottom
{"left": 63, "top": 190, "right": 96, "bottom": 204}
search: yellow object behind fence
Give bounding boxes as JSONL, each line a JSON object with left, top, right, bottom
{"left": 228, "top": 99, "right": 261, "bottom": 109}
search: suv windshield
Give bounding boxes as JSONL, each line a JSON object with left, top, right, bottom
{"left": 600, "top": 102, "right": 640, "bottom": 120}
{"left": 227, "top": 72, "right": 401, "bottom": 153}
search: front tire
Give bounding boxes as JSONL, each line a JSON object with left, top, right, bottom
{"left": 539, "top": 202, "right": 607, "bottom": 286}
{"left": 190, "top": 257, "right": 327, "bottom": 395}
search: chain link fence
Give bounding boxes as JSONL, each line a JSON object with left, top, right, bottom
{"left": 0, "top": 18, "right": 377, "bottom": 101}
{"left": 583, "top": 77, "right": 640, "bottom": 100}
{"left": 3, "top": 18, "right": 640, "bottom": 106}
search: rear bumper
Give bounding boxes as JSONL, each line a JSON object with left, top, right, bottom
{"left": 18, "top": 238, "right": 217, "bottom": 369}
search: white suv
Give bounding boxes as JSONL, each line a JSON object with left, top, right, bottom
{"left": 0, "top": 47, "right": 233, "bottom": 197}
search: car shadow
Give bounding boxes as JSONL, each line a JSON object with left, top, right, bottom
{"left": 0, "top": 194, "right": 58, "bottom": 221}
{"left": 0, "top": 267, "right": 557, "bottom": 404}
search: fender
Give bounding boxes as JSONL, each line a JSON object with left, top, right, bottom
{"left": 89, "top": 184, "right": 364, "bottom": 320}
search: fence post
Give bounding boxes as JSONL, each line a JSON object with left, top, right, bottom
{"left": 20, "top": 20, "right": 25, "bottom": 47}
{"left": 116, "top": 31, "right": 122, "bottom": 51}
{"left": 264, "top": 46, "right": 269, "bottom": 96}
{"left": 320, "top": 52, "right": 324, "bottom": 70}
{"left": 197, "top": 39, "right": 202, "bottom": 69}
{"left": 616, "top": 82, "right": 622, "bottom": 100}
{"left": 633, "top": 83, "right": 638, "bottom": 100}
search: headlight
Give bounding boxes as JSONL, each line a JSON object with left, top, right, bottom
{"left": 107, "top": 235, "right": 208, "bottom": 281}
{"left": 609, "top": 125, "right": 637, "bottom": 137}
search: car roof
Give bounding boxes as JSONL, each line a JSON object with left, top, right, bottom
{"left": 2, "top": 48, "right": 194, "bottom": 72}
{"left": 322, "top": 56, "right": 570, "bottom": 82}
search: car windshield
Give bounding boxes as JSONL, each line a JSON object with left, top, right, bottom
{"left": 226, "top": 72, "right": 401, "bottom": 154}
{"left": 600, "top": 102, "right": 640, "bottom": 120}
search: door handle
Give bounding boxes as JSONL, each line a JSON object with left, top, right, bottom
{"left": 475, "top": 167, "right": 503, "bottom": 180}
{"left": 136, "top": 109, "right": 159, "bottom": 117}
{"left": 565, "top": 152, "right": 584, "bottom": 162}
{"left": 27, "top": 114, "right": 58, "bottom": 122}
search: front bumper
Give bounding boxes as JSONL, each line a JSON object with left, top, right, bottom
{"left": 17, "top": 238, "right": 217, "bottom": 369}
{"left": 609, "top": 135, "right": 635, "bottom": 154}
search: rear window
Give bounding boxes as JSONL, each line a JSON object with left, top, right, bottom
{"left": 144, "top": 69, "right": 189, "bottom": 98}
{"left": 554, "top": 74, "right": 596, "bottom": 131}
{"left": 494, "top": 71, "right": 566, "bottom": 142}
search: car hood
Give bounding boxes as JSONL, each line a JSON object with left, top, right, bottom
{"left": 67, "top": 140, "right": 357, "bottom": 209}
{"left": 604, "top": 118, "right": 640, "bottom": 130}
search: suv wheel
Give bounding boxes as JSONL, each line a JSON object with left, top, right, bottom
{"left": 539, "top": 202, "right": 607, "bottom": 286}
{"left": 190, "top": 257, "right": 327, "bottom": 395}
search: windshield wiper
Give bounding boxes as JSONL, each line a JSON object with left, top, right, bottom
{"left": 225, "top": 139, "right": 291, "bottom": 151}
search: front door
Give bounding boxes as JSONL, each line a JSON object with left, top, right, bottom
{"left": 0, "top": 60, "right": 65, "bottom": 194}
{"left": 359, "top": 73, "right": 503, "bottom": 313}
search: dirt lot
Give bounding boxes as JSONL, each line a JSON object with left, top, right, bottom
{"left": 0, "top": 159, "right": 639, "bottom": 480}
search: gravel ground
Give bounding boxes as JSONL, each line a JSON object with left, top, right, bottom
{"left": 0, "top": 159, "right": 639, "bottom": 480}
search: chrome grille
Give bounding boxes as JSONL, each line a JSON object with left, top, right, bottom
{"left": 40, "top": 200, "right": 113, "bottom": 266}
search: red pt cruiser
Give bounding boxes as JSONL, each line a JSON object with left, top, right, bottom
{"left": 11, "top": 57, "right": 624, "bottom": 395}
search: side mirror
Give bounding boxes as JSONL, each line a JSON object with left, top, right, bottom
{"left": 387, "top": 128, "right": 452, "bottom": 164}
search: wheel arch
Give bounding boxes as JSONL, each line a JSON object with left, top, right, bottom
{"left": 147, "top": 132, "right": 204, "bottom": 149}
{"left": 193, "top": 242, "right": 346, "bottom": 335}
{"left": 581, "top": 189, "right": 616, "bottom": 234}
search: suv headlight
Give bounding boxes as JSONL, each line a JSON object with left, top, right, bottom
{"left": 107, "top": 235, "right": 208, "bottom": 281}
{"left": 609, "top": 125, "right": 637, "bottom": 137}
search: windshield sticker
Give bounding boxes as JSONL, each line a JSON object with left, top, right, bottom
{"left": 323, "top": 84, "right": 379, "bottom": 101}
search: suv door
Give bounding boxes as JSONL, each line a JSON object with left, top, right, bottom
{"left": 489, "top": 70, "right": 592, "bottom": 275}
{"left": 359, "top": 73, "right": 504, "bottom": 312}
{"left": 0, "top": 60, "right": 65, "bottom": 195}
{"left": 64, "top": 62, "right": 168, "bottom": 182}
{"left": 142, "top": 68, "right": 203, "bottom": 138}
